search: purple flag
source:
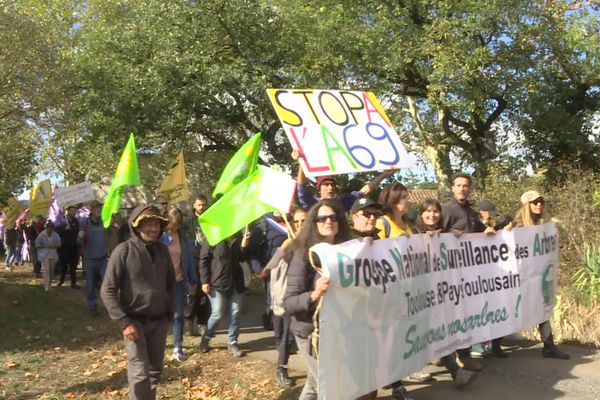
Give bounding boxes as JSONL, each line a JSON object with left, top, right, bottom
{"left": 47, "top": 188, "right": 67, "bottom": 228}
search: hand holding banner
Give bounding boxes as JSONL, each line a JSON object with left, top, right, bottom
{"left": 312, "top": 224, "right": 559, "bottom": 399}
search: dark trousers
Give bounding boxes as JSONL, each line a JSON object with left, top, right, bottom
{"left": 273, "top": 315, "right": 293, "bottom": 366}
{"left": 124, "top": 316, "right": 170, "bottom": 400}
{"left": 58, "top": 245, "right": 79, "bottom": 286}
{"left": 30, "top": 241, "right": 41, "bottom": 274}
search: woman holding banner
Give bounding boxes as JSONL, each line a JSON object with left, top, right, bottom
{"left": 505, "top": 190, "right": 569, "bottom": 360}
{"left": 416, "top": 199, "right": 478, "bottom": 389}
{"left": 282, "top": 199, "right": 352, "bottom": 400}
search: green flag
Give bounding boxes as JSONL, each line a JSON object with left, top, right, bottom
{"left": 200, "top": 166, "right": 276, "bottom": 246}
{"left": 101, "top": 133, "right": 140, "bottom": 227}
{"left": 212, "top": 132, "right": 261, "bottom": 198}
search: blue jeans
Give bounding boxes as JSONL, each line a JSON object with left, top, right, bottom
{"left": 5, "top": 245, "right": 16, "bottom": 267}
{"left": 204, "top": 288, "right": 242, "bottom": 345}
{"left": 172, "top": 281, "right": 185, "bottom": 349}
{"left": 85, "top": 257, "right": 107, "bottom": 310}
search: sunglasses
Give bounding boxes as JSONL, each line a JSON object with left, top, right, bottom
{"left": 530, "top": 199, "right": 544, "bottom": 205}
{"left": 293, "top": 219, "right": 305, "bottom": 224}
{"left": 315, "top": 214, "right": 338, "bottom": 223}
{"left": 359, "top": 210, "right": 381, "bottom": 219}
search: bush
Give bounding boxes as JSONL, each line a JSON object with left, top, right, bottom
{"left": 482, "top": 164, "right": 600, "bottom": 346}
{"left": 572, "top": 244, "right": 600, "bottom": 306}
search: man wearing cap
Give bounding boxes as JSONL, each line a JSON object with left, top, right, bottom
{"left": 79, "top": 200, "right": 109, "bottom": 316}
{"left": 292, "top": 150, "right": 395, "bottom": 211}
{"left": 101, "top": 204, "right": 175, "bottom": 400}
{"left": 350, "top": 197, "right": 383, "bottom": 239}
{"left": 349, "top": 197, "right": 417, "bottom": 400}
{"left": 479, "top": 199, "right": 512, "bottom": 231}
{"left": 478, "top": 199, "right": 513, "bottom": 358}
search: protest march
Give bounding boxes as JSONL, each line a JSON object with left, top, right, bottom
{"left": 0, "top": 85, "right": 578, "bottom": 400}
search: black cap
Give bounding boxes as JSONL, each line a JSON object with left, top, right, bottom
{"left": 479, "top": 199, "right": 497, "bottom": 217}
{"left": 350, "top": 197, "right": 382, "bottom": 215}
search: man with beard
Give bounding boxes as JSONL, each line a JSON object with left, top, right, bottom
{"left": 101, "top": 204, "right": 174, "bottom": 400}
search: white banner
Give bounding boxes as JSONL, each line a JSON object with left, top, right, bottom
{"left": 267, "top": 89, "right": 414, "bottom": 177}
{"left": 54, "top": 182, "right": 95, "bottom": 208}
{"left": 312, "top": 223, "right": 559, "bottom": 399}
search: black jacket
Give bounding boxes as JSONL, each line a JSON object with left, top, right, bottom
{"left": 199, "top": 237, "right": 246, "bottom": 295}
{"left": 283, "top": 249, "right": 320, "bottom": 339}
{"left": 56, "top": 217, "right": 79, "bottom": 247}
{"left": 441, "top": 198, "right": 486, "bottom": 233}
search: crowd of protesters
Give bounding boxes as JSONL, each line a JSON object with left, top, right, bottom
{"left": 0, "top": 168, "right": 569, "bottom": 400}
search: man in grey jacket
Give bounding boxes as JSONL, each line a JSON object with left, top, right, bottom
{"left": 101, "top": 204, "right": 175, "bottom": 400}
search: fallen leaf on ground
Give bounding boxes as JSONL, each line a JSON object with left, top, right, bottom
{"left": 4, "top": 361, "right": 17, "bottom": 368}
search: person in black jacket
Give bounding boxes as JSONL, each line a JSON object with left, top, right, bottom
{"left": 441, "top": 173, "right": 495, "bottom": 372}
{"left": 198, "top": 230, "right": 250, "bottom": 358}
{"left": 56, "top": 206, "right": 80, "bottom": 289}
{"left": 282, "top": 199, "right": 352, "bottom": 400}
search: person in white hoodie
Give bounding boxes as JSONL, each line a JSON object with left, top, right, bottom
{"left": 35, "top": 221, "right": 61, "bottom": 291}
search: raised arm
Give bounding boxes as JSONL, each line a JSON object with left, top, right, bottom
{"left": 360, "top": 168, "right": 398, "bottom": 195}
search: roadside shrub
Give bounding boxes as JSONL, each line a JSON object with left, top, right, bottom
{"left": 572, "top": 244, "right": 600, "bottom": 306}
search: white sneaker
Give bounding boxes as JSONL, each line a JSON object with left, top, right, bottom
{"left": 406, "top": 369, "right": 434, "bottom": 382}
{"left": 454, "top": 368, "right": 477, "bottom": 389}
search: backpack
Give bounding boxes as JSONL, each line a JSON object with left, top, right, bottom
{"left": 379, "top": 216, "right": 391, "bottom": 238}
{"left": 268, "top": 248, "right": 289, "bottom": 317}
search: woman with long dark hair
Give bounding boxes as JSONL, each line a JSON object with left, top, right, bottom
{"left": 376, "top": 183, "right": 412, "bottom": 238}
{"left": 416, "top": 199, "right": 478, "bottom": 389}
{"left": 283, "top": 199, "right": 352, "bottom": 399}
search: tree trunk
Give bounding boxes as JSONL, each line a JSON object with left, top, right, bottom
{"left": 421, "top": 144, "right": 452, "bottom": 192}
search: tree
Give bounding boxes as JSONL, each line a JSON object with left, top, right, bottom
{"left": 40, "top": 0, "right": 306, "bottom": 194}
{"left": 0, "top": 2, "right": 49, "bottom": 199}
{"left": 516, "top": 1, "right": 599, "bottom": 177}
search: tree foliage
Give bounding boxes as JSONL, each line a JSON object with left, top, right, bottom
{"left": 0, "top": 0, "right": 597, "bottom": 199}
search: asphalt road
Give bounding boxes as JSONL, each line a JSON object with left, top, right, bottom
{"left": 210, "top": 294, "right": 600, "bottom": 400}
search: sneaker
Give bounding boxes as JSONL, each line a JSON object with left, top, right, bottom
{"left": 71, "top": 284, "right": 81, "bottom": 289}
{"left": 90, "top": 308, "right": 98, "bottom": 317}
{"left": 458, "top": 356, "right": 483, "bottom": 371}
{"left": 453, "top": 368, "right": 477, "bottom": 389}
{"left": 276, "top": 366, "right": 293, "bottom": 387}
{"left": 391, "top": 385, "right": 415, "bottom": 400}
{"left": 228, "top": 342, "right": 244, "bottom": 358}
{"left": 471, "top": 342, "right": 491, "bottom": 357}
{"left": 172, "top": 348, "right": 187, "bottom": 361}
{"left": 542, "top": 347, "right": 570, "bottom": 359}
{"left": 199, "top": 337, "right": 210, "bottom": 353}
{"left": 406, "top": 369, "right": 434, "bottom": 383}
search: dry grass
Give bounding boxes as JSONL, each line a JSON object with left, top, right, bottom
{"left": 0, "top": 264, "right": 302, "bottom": 400}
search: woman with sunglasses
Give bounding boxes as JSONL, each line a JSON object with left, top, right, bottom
{"left": 376, "top": 183, "right": 413, "bottom": 239}
{"left": 283, "top": 199, "right": 352, "bottom": 399}
{"left": 505, "top": 190, "right": 569, "bottom": 359}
